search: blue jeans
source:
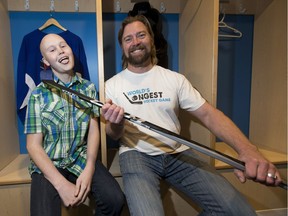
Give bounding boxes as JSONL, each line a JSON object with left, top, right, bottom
{"left": 119, "top": 150, "right": 256, "bottom": 216}
{"left": 30, "top": 159, "right": 125, "bottom": 216}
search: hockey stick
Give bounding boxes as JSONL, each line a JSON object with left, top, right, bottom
{"left": 43, "top": 80, "right": 287, "bottom": 190}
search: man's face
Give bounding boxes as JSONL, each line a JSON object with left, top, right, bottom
{"left": 122, "top": 21, "right": 152, "bottom": 67}
{"left": 40, "top": 34, "right": 74, "bottom": 73}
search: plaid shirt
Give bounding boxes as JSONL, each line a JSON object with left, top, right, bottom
{"left": 24, "top": 74, "right": 99, "bottom": 177}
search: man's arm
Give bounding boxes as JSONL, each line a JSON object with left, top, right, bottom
{"left": 190, "top": 101, "right": 282, "bottom": 186}
{"left": 26, "top": 133, "right": 78, "bottom": 207}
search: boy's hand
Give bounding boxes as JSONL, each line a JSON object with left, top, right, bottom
{"left": 72, "top": 166, "right": 94, "bottom": 206}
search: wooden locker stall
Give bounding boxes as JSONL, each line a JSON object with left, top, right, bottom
{"left": 0, "top": 0, "right": 287, "bottom": 215}
{"left": 0, "top": 1, "right": 29, "bottom": 215}
{"left": 218, "top": 0, "right": 287, "bottom": 212}
{"left": 0, "top": 0, "right": 201, "bottom": 215}
{"left": 0, "top": 1, "right": 107, "bottom": 215}
{"left": 179, "top": 0, "right": 287, "bottom": 213}
{"left": 0, "top": 0, "right": 19, "bottom": 173}
{"left": 217, "top": 0, "right": 287, "bottom": 211}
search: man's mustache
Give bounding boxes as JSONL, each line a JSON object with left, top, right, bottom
{"left": 129, "top": 44, "right": 145, "bottom": 52}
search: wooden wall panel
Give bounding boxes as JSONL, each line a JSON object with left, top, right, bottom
{"left": 0, "top": 0, "right": 19, "bottom": 170}
{"left": 179, "top": 0, "right": 219, "bottom": 163}
{"left": 250, "top": 0, "right": 287, "bottom": 153}
{"left": 0, "top": 184, "right": 30, "bottom": 216}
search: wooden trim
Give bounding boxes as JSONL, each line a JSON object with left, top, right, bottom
{"left": 96, "top": 0, "right": 107, "bottom": 167}
{"left": 209, "top": 0, "right": 219, "bottom": 165}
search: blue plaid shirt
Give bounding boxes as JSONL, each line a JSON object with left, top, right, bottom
{"left": 24, "top": 74, "right": 99, "bottom": 177}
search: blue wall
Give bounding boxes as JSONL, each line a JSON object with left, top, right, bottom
{"left": 9, "top": 12, "right": 179, "bottom": 153}
{"left": 217, "top": 15, "right": 254, "bottom": 139}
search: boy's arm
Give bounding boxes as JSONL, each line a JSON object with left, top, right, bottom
{"left": 73, "top": 117, "right": 100, "bottom": 205}
{"left": 26, "top": 133, "right": 78, "bottom": 207}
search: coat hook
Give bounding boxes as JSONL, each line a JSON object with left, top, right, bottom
{"left": 50, "top": 0, "right": 55, "bottom": 12}
{"left": 115, "top": 0, "right": 121, "bottom": 12}
{"left": 75, "top": 0, "right": 79, "bottom": 12}
{"left": 160, "top": 2, "right": 166, "bottom": 13}
{"left": 24, "top": 0, "right": 30, "bottom": 11}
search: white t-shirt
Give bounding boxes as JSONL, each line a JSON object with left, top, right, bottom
{"left": 105, "top": 65, "right": 206, "bottom": 155}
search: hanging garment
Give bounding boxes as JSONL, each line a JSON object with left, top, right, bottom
{"left": 128, "top": 2, "right": 168, "bottom": 68}
{"left": 17, "top": 29, "right": 90, "bottom": 123}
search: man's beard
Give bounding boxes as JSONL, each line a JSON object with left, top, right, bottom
{"left": 126, "top": 45, "right": 151, "bottom": 67}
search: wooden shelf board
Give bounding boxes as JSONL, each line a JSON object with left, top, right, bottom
{"left": 0, "top": 154, "right": 31, "bottom": 186}
{"left": 0, "top": 151, "right": 123, "bottom": 186}
{"left": 215, "top": 142, "right": 287, "bottom": 169}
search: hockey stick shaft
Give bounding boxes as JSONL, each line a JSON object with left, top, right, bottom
{"left": 43, "top": 80, "right": 287, "bottom": 190}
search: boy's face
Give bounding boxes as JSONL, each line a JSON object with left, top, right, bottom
{"left": 40, "top": 34, "right": 74, "bottom": 73}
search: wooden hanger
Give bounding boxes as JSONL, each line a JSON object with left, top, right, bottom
{"left": 38, "top": 17, "right": 67, "bottom": 31}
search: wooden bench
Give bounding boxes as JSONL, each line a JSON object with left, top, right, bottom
{"left": 0, "top": 145, "right": 286, "bottom": 216}
{"left": 0, "top": 154, "right": 95, "bottom": 216}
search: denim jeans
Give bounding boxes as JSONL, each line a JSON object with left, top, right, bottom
{"left": 30, "top": 159, "right": 125, "bottom": 216}
{"left": 119, "top": 150, "right": 257, "bottom": 216}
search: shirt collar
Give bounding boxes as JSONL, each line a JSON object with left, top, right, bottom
{"left": 54, "top": 73, "right": 82, "bottom": 87}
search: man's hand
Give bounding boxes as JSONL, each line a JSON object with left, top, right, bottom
{"left": 234, "top": 146, "right": 282, "bottom": 186}
{"left": 102, "top": 99, "right": 126, "bottom": 140}
{"left": 102, "top": 99, "right": 125, "bottom": 124}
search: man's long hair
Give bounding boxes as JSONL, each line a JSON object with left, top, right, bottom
{"left": 118, "top": 15, "right": 158, "bottom": 69}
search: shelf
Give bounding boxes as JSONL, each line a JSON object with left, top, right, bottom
{"left": 0, "top": 154, "right": 31, "bottom": 186}
{"left": 0, "top": 151, "right": 122, "bottom": 186}
{"left": 215, "top": 142, "right": 287, "bottom": 169}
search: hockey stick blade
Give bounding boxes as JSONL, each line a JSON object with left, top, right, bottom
{"left": 43, "top": 80, "right": 287, "bottom": 190}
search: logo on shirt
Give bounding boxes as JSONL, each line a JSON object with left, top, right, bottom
{"left": 123, "top": 92, "right": 143, "bottom": 104}
{"left": 124, "top": 88, "right": 170, "bottom": 105}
